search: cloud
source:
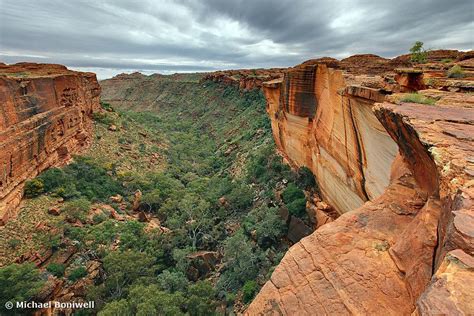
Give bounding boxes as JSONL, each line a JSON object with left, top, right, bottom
{"left": 0, "top": 0, "right": 472, "bottom": 78}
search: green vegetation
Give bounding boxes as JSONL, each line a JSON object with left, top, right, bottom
{"left": 242, "top": 280, "right": 258, "bottom": 303}
{"left": 409, "top": 41, "right": 428, "bottom": 63}
{"left": 68, "top": 266, "right": 88, "bottom": 282}
{"left": 7, "top": 238, "right": 20, "bottom": 249}
{"left": 282, "top": 183, "right": 307, "bottom": 217}
{"left": 63, "top": 198, "right": 91, "bottom": 223}
{"left": 447, "top": 65, "right": 465, "bottom": 78}
{"left": 0, "top": 263, "right": 44, "bottom": 314}
{"left": 400, "top": 93, "right": 436, "bottom": 105}
{"left": 18, "top": 77, "right": 313, "bottom": 313}
{"left": 46, "top": 263, "right": 66, "bottom": 277}
{"left": 24, "top": 178, "right": 44, "bottom": 198}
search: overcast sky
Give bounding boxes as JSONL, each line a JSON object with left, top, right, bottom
{"left": 1, "top": 0, "right": 473, "bottom": 79}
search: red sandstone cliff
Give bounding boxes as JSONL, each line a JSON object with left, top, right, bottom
{"left": 0, "top": 63, "right": 100, "bottom": 224}
{"left": 247, "top": 52, "right": 474, "bottom": 315}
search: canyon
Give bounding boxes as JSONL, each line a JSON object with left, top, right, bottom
{"left": 0, "top": 63, "right": 100, "bottom": 224}
{"left": 0, "top": 50, "right": 472, "bottom": 315}
{"left": 246, "top": 52, "right": 474, "bottom": 314}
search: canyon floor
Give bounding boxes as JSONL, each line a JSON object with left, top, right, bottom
{"left": 0, "top": 50, "right": 473, "bottom": 315}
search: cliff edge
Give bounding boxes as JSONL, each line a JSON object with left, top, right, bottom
{"left": 0, "top": 63, "right": 100, "bottom": 224}
{"left": 247, "top": 52, "right": 473, "bottom": 315}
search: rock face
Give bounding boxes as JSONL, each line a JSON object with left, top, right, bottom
{"left": 0, "top": 63, "right": 100, "bottom": 223}
{"left": 263, "top": 61, "right": 398, "bottom": 214}
{"left": 247, "top": 52, "right": 474, "bottom": 315}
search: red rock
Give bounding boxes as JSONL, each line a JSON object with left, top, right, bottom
{"left": 48, "top": 207, "right": 61, "bottom": 216}
{"left": 109, "top": 194, "right": 123, "bottom": 203}
{"left": 137, "top": 211, "right": 150, "bottom": 222}
{"left": 186, "top": 250, "right": 219, "bottom": 281}
{"left": 109, "top": 209, "right": 125, "bottom": 221}
{"left": 263, "top": 63, "right": 398, "bottom": 215}
{"left": 0, "top": 63, "right": 100, "bottom": 224}
{"left": 132, "top": 190, "right": 142, "bottom": 211}
{"left": 248, "top": 54, "right": 474, "bottom": 315}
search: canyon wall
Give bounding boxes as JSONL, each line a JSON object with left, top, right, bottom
{"left": 263, "top": 63, "right": 398, "bottom": 214}
{"left": 0, "top": 63, "right": 100, "bottom": 224}
{"left": 248, "top": 53, "right": 474, "bottom": 315}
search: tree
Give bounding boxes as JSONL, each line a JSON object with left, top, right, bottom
{"left": 128, "top": 284, "right": 185, "bottom": 316}
{"left": 98, "top": 299, "right": 131, "bottom": 316}
{"left": 218, "top": 231, "right": 260, "bottom": 291}
{"left": 0, "top": 263, "right": 45, "bottom": 314}
{"left": 187, "top": 281, "right": 217, "bottom": 316}
{"left": 409, "top": 41, "right": 428, "bottom": 63}
{"left": 157, "top": 270, "right": 189, "bottom": 293}
{"left": 68, "top": 266, "right": 87, "bottom": 282}
{"left": 244, "top": 206, "right": 286, "bottom": 248}
{"left": 167, "top": 193, "right": 212, "bottom": 250}
{"left": 102, "top": 250, "right": 156, "bottom": 299}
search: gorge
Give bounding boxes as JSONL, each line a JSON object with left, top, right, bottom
{"left": 0, "top": 50, "right": 472, "bottom": 315}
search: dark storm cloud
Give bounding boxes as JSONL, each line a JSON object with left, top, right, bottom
{"left": 1, "top": 0, "right": 472, "bottom": 78}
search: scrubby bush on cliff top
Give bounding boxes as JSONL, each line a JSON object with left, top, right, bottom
{"left": 400, "top": 93, "right": 436, "bottom": 105}
{"left": 409, "top": 41, "right": 428, "bottom": 63}
{"left": 447, "top": 65, "right": 465, "bottom": 78}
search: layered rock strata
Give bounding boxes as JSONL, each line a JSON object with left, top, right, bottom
{"left": 0, "top": 63, "right": 100, "bottom": 224}
{"left": 247, "top": 53, "right": 474, "bottom": 315}
{"left": 263, "top": 62, "right": 399, "bottom": 214}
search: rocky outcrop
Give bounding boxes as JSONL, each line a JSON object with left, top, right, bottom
{"left": 202, "top": 69, "right": 285, "bottom": 91}
{"left": 0, "top": 63, "right": 100, "bottom": 224}
{"left": 263, "top": 62, "right": 398, "bottom": 214}
{"left": 247, "top": 53, "right": 474, "bottom": 315}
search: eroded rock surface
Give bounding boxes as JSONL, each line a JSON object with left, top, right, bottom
{"left": 0, "top": 63, "right": 100, "bottom": 223}
{"left": 248, "top": 52, "right": 474, "bottom": 315}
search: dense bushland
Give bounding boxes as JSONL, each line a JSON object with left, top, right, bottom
{"left": 9, "top": 78, "right": 315, "bottom": 314}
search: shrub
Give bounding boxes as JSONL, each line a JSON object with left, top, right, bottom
{"left": 68, "top": 266, "right": 87, "bottom": 282}
{"left": 447, "top": 65, "right": 465, "bottom": 78}
{"left": 441, "top": 58, "right": 453, "bottom": 64}
{"left": 157, "top": 270, "right": 189, "bottom": 293}
{"left": 296, "top": 166, "right": 316, "bottom": 190}
{"left": 242, "top": 280, "right": 258, "bottom": 303}
{"left": 93, "top": 112, "right": 115, "bottom": 125}
{"left": 63, "top": 198, "right": 91, "bottom": 222}
{"left": 244, "top": 206, "right": 286, "bottom": 248}
{"left": 187, "top": 280, "right": 217, "bottom": 315}
{"left": 39, "top": 168, "right": 68, "bottom": 191}
{"left": 409, "top": 41, "right": 428, "bottom": 63}
{"left": 286, "top": 198, "right": 307, "bottom": 218}
{"left": 47, "top": 263, "right": 66, "bottom": 277}
{"left": 93, "top": 213, "right": 108, "bottom": 224}
{"left": 100, "top": 102, "right": 114, "bottom": 111}
{"left": 400, "top": 93, "right": 436, "bottom": 105}
{"left": 7, "top": 238, "right": 21, "bottom": 249}
{"left": 24, "top": 178, "right": 44, "bottom": 198}
{"left": 0, "top": 263, "right": 45, "bottom": 313}
{"left": 218, "top": 231, "right": 259, "bottom": 291}
{"left": 282, "top": 183, "right": 305, "bottom": 204}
